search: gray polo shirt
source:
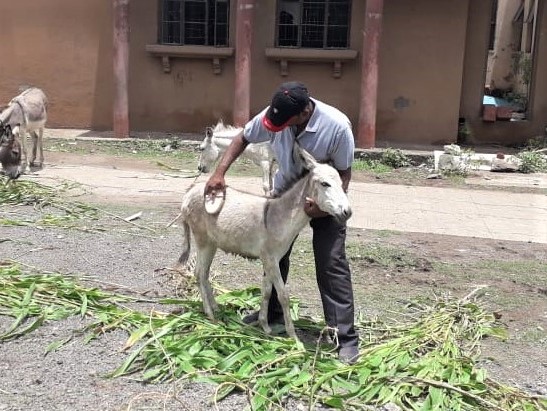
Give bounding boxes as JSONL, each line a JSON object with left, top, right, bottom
{"left": 243, "top": 98, "right": 355, "bottom": 195}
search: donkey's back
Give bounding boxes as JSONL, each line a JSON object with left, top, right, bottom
{"left": 180, "top": 183, "right": 270, "bottom": 259}
{"left": 0, "top": 87, "right": 48, "bottom": 174}
{"left": 10, "top": 87, "right": 48, "bottom": 127}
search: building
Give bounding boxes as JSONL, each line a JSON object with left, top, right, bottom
{"left": 1, "top": 0, "right": 546, "bottom": 148}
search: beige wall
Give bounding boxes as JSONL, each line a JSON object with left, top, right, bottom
{"left": 129, "top": 0, "right": 236, "bottom": 132}
{"left": 1, "top": 0, "right": 545, "bottom": 146}
{"left": 376, "top": 0, "right": 470, "bottom": 146}
{"left": 128, "top": 0, "right": 365, "bottom": 133}
{"left": 0, "top": 0, "right": 113, "bottom": 129}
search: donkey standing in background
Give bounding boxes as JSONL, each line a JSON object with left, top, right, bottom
{"left": 0, "top": 124, "right": 22, "bottom": 179}
{"left": 176, "top": 146, "right": 352, "bottom": 342}
{"left": 198, "top": 121, "right": 276, "bottom": 196}
{"left": 0, "top": 87, "right": 48, "bottom": 176}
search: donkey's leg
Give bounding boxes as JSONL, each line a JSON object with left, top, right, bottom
{"left": 268, "top": 160, "right": 275, "bottom": 194}
{"left": 260, "top": 161, "right": 271, "bottom": 196}
{"left": 36, "top": 127, "right": 44, "bottom": 167}
{"left": 29, "top": 131, "right": 38, "bottom": 166}
{"left": 261, "top": 257, "right": 298, "bottom": 340}
{"left": 15, "top": 127, "right": 28, "bottom": 174}
{"left": 195, "top": 244, "right": 218, "bottom": 319}
{"left": 258, "top": 264, "right": 273, "bottom": 335}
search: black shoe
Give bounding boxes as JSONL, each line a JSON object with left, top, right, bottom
{"left": 242, "top": 311, "right": 286, "bottom": 335}
{"left": 338, "top": 345, "right": 360, "bottom": 365}
{"left": 242, "top": 310, "right": 284, "bottom": 325}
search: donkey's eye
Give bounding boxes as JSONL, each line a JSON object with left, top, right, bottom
{"left": 320, "top": 181, "right": 331, "bottom": 187}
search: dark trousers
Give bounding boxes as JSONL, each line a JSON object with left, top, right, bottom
{"left": 267, "top": 215, "right": 359, "bottom": 348}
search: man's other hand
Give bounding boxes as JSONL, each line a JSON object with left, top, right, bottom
{"left": 304, "top": 197, "right": 328, "bottom": 218}
{"left": 204, "top": 173, "right": 226, "bottom": 197}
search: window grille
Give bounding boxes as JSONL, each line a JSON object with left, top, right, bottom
{"left": 277, "top": 0, "right": 351, "bottom": 49}
{"left": 160, "top": 0, "right": 229, "bottom": 46}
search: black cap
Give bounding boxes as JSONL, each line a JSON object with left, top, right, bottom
{"left": 262, "top": 82, "right": 310, "bottom": 132}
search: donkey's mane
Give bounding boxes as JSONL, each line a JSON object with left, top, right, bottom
{"left": 211, "top": 121, "right": 242, "bottom": 139}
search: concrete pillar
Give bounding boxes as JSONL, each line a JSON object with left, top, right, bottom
{"left": 357, "top": 0, "right": 384, "bottom": 148}
{"left": 233, "top": 0, "right": 255, "bottom": 127}
{"left": 113, "top": 0, "right": 130, "bottom": 138}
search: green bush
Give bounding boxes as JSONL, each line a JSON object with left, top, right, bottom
{"left": 517, "top": 150, "right": 547, "bottom": 174}
{"left": 380, "top": 148, "right": 411, "bottom": 168}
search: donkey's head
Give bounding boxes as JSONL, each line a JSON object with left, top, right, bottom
{"left": 198, "top": 126, "right": 219, "bottom": 173}
{"left": 0, "top": 123, "right": 22, "bottom": 180}
{"left": 298, "top": 146, "right": 352, "bottom": 223}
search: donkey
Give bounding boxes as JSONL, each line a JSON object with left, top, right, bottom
{"left": 176, "top": 146, "right": 352, "bottom": 341}
{"left": 198, "top": 121, "right": 276, "bottom": 196}
{"left": 0, "top": 124, "right": 22, "bottom": 179}
{"left": 0, "top": 87, "right": 48, "bottom": 175}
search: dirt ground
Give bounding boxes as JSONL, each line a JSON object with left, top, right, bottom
{"left": 0, "top": 145, "right": 546, "bottom": 410}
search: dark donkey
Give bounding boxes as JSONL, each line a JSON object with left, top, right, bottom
{"left": 0, "top": 122, "right": 22, "bottom": 179}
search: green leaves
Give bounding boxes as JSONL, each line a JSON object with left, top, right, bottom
{"left": 0, "top": 263, "right": 545, "bottom": 411}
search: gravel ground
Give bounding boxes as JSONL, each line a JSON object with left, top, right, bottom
{"left": 1, "top": 150, "right": 546, "bottom": 410}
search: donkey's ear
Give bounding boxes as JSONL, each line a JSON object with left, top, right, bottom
{"left": 205, "top": 127, "right": 214, "bottom": 139}
{"left": 295, "top": 145, "right": 317, "bottom": 170}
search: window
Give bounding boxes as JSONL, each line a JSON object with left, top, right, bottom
{"left": 160, "top": 0, "right": 229, "bottom": 46}
{"left": 276, "top": 0, "right": 351, "bottom": 49}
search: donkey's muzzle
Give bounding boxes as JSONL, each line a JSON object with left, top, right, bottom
{"left": 335, "top": 207, "right": 352, "bottom": 224}
{"left": 1, "top": 168, "right": 21, "bottom": 180}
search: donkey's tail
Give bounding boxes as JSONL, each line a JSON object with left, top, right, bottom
{"left": 177, "top": 220, "right": 191, "bottom": 266}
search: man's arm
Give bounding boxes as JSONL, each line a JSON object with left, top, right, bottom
{"left": 338, "top": 167, "right": 351, "bottom": 193}
{"left": 204, "top": 132, "right": 249, "bottom": 195}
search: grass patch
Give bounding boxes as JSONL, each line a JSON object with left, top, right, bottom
{"left": 47, "top": 138, "right": 197, "bottom": 161}
{"left": 45, "top": 138, "right": 264, "bottom": 178}
{"left": 347, "top": 242, "right": 423, "bottom": 270}
{"left": 515, "top": 326, "right": 547, "bottom": 344}
{"left": 2, "top": 263, "right": 544, "bottom": 410}
{"left": 433, "top": 260, "right": 547, "bottom": 288}
{"left": 353, "top": 159, "right": 393, "bottom": 173}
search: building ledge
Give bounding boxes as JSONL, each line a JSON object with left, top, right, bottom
{"left": 265, "top": 48, "right": 358, "bottom": 78}
{"left": 145, "top": 44, "right": 234, "bottom": 74}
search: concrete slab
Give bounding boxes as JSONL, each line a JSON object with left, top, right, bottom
{"left": 466, "top": 172, "right": 547, "bottom": 189}
{"left": 26, "top": 161, "right": 547, "bottom": 245}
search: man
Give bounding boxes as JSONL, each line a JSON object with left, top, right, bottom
{"left": 204, "top": 81, "right": 359, "bottom": 364}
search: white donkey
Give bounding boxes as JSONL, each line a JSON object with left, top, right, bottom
{"left": 177, "top": 146, "right": 352, "bottom": 341}
{"left": 198, "top": 121, "right": 276, "bottom": 196}
{"left": 0, "top": 87, "right": 48, "bottom": 175}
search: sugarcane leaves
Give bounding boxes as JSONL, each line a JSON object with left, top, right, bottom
{"left": 1, "top": 263, "right": 546, "bottom": 410}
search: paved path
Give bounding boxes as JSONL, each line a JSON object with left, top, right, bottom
{"left": 28, "top": 162, "right": 547, "bottom": 244}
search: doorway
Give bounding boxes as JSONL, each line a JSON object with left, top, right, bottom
{"left": 484, "top": 0, "right": 539, "bottom": 121}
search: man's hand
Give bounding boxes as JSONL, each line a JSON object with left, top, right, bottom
{"left": 304, "top": 197, "right": 328, "bottom": 219}
{"left": 204, "top": 173, "right": 226, "bottom": 197}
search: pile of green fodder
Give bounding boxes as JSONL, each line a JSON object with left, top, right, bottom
{"left": 0, "top": 262, "right": 545, "bottom": 411}
{"left": 0, "top": 176, "right": 99, "bottom": 230}
{"left": 0, "top": 176, "right": 157, "bottom": 233}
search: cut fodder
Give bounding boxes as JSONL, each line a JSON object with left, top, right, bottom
{"left": 0, "top": 262, "right": 545, "bottom": 411}
{"left": 0, "top": 176, "right": 154, "bottom": 233}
